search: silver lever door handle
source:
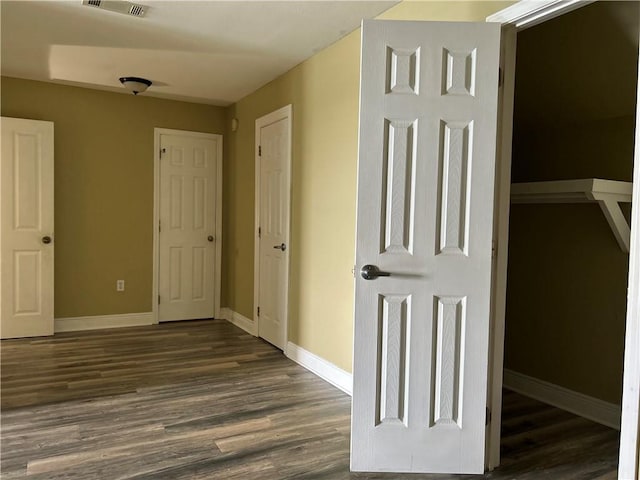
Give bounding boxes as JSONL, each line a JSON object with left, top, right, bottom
{"left": 273, "top": 243, "right": 287, "bottom": 252}
{"left": 360, "top": 264, "right": 391, "bottom": 280}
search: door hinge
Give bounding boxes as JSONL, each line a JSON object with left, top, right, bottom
{"left": 159, "top": 220, "right": 161, "bottom": 233}
{"left": 258, "top": 226, "right": 261, "bottom": 239}
{"left": 491, "top": 240, "right": 497, "bottom": 259}
{"left": 158, "top": 295, "right": 161, "bottom": 305}
{"left": 257, "top": 306, "right": 260, "bottom": 317}
{"left": 486, "top": 407, "right": 492, "bottom": 426}
{"left": 258, "top": 145, "right": 262, "bottom": 157}
{"left": 160, "top": 147, "right": 166, "bottom": 157}
{"left": 498, "top": 67, "right": 504, "bottom": 88}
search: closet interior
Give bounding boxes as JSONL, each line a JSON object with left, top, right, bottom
{"left": 503, "top": 0, "right": 638, "bottom": 427}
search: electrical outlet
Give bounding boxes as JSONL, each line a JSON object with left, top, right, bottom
{"left": 116, "top": 280, "right": 125, "bottom": 292}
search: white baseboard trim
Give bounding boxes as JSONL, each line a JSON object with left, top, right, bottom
{"left": 285, "top": 341, "right": 353, "bottom": 396}
{"left": 219, "top": 307, "right": 257, "bottom": 336}
{"left": 55, "top": 312, "right": 154, "bottom": 333}
{"left": 217, "top": 310, "right": 352, "bottom": 396}
{"left": 503, "top": 369, "right": 621, "bottom": 430}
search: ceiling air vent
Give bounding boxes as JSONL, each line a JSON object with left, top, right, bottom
{"left": 128, "top": 4, "right": 144, "bottom": 17}
{"left": 81, "top": 0, "right": 147, "bottom": 18}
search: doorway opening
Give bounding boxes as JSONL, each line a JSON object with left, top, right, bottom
{"left": 501, "top": 0, "right": 638, "bottom": 474}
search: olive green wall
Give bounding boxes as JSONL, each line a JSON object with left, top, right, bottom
{"left": 506, "top": 204, "right": 630, "bottom": 404}
{"left": 224, "top": 1, "right": 513, "bottom": 372}
{"left": 506, "top": 118, "right": 634, "bottom": 405}
{"left": 1, "top": 77, "right": 226, "bottom": 318}
{"left": 504, "top": 1, "right": 637, "bottom": 404}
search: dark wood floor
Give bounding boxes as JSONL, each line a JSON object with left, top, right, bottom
{"left": 1, "top": 319, "right": 619, "bottom": 479}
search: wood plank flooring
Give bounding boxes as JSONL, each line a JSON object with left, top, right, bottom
{"left": 1, "top": 319, "right": 619, "bottom": 479}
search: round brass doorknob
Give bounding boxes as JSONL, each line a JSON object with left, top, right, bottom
{"left": 42, "top": 236, "right": 52, "bottom": 244}
{"left": 207, "top": 235, "right": 214, "bottom": 242}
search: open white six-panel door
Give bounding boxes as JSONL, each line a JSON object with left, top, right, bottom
{"left": 351, "top": 19, "right": 500, "bottom": 474}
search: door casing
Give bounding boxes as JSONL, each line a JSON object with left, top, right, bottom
{"left": 486, "top": 1, "right": 639, "bottom": 477}
{"left": 152, "top": 128, "right": 223, "bottom": 325}
{"left": 253, "top": 105, "right": 292, "bottom": 347}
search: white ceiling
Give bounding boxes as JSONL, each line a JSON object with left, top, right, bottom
{"left": 1, "top": 0, "right": 398, "bottom": 106}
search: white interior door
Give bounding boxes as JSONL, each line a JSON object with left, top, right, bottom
{"left": 158, "top": 132, "right": 220, "bottom": 322}
{"left": 351, "top": 20, "right": 501, "bottom": 474}
{"left": 256, "top": 106, "right": 291, "bottom": 350}
{"left": 1, "top": 117, "right": 54, "bottom": 339}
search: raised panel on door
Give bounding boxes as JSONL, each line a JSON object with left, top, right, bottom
{"left": 259, "top": 252, "right": 281, "bottom": 329}
{"left": 170, "top": 174, "right": 185, "bottom": 230}
{"left": 432, "top": 295, "right": 465, "bottom": 427}
{"left": 351, "top": 20, "right": 500, "bottom": 474}
{"left": 1, "top": 117, "right": 54, "bottom": 339}
{"left": 437, "top": 121, "right": 473, "bottom": 255}
{"left": 13, "top": 251, "right": 42, "bottom": 315}
{"left": 193, "top": 177, "right": 207, "bottom": 231}
{"left": 169, "top": 246, "right": 183, "bottom": 301}
{"left": 376, "top": 294, "right": 411, "bottom": 426}
{"left": 191, "top": 246, "right": 206, "bottom": 300}
{"left": 158, "top": 134, "right": 218, "bottom": 322}
{"left": 381, "top": 119, "right": 417, "bottom": 255}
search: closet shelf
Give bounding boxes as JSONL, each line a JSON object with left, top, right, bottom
{"left": 510, "top": 178, "right": 633, "bottom": 253}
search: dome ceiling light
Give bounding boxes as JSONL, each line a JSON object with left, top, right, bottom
{"left": 119, "top": 77, "right": 152, "bottom": 95}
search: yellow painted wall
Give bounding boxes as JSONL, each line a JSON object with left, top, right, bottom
{"left": 1, "top": 77, "right": 226, "bottom": 318}
{"left": 224, "top": 1, "right": 513, "bottom": 371}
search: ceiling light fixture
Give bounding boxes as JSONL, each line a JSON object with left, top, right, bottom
{"left": 119, "top": 77, "right": 152, "bottom": 95}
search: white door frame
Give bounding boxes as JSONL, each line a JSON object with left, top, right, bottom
{"left": 253, "top": 105, "right": 292, "bottom": 344}
{"left": 152, "top": 128, "right": 223, "bottom": 325}
{"left": 620, "top": 81, "right": 640, "bottom": 480}
{"left": 487, "top": 1, "right": 639, "bottom": 477}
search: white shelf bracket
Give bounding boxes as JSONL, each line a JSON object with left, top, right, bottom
{"left": 596, "top": 199, "right": 631, "bottom": 253}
